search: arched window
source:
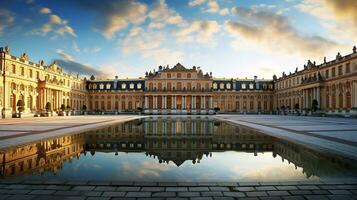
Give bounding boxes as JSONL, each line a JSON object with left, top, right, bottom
{"left": 137, "top": 83, "right": 142, "bottom": 89}
{"left": 129, "top": 83, "right": 134, "bottom": 89}
{"left": 106, "top": 84, "right": 111, "bottom": 89}
{"left": 241, "top": 83, "right": 246, "bottom": 89}
{"left": 121, "top": 83, "right": 126, "bottom": 89}
{"left": 99, "top": 84, "right": 104, "bottom": 90}
{"left": 249, "top": 83, "right": 254, "bottom": 90}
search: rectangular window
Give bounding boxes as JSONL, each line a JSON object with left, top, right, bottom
{"left": 187, "top": 83, "right": 191, "bottom": 90}
{"left": 332, "top": 68, "right": 336, "bottom": 77}
{"left": 21, "top": 67, "right": 24, "bottom": 76}
{"left": 187, "top": 73, "right": 191, "bottom": 78}
{"left": 167, "top": 73, "right": 171, "bottom": 78}
{"left": 29, "top": 69, "right": 33, "bottom": 78}
{"left": 325, "top": 69, "right": 329, "bottom": 78}
{"left": 338, "top": 65, "right": 343, "bottom": 76}
{"left": 346, "top": 63, "right": 350, "bottom": 73}
{"left": 36, "top": 71, "right": 39, "bottom": 79}
{"left": 12, "top": 65, "right": 16, "bottom": 74}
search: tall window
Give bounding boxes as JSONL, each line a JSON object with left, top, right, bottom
{"left": 12, "top": 65, "right": 16, "bottom": 74}
{"left": 325, "top": 69, "right": 329, "bottom": 78}
{"left": 29, "top": 69, "right": 33, "bottom": 78}
{"left": 332, "top": 68, "right": 336, "bottom": 77}
{"left": 177, "top": 73, "right": 181, "bottom": 78}
{"left": 167, "top": 73, "right": 171, "bottom": 78}
{"left": 21, "top": 67, "right": 24, "bottom": 76}
{"left": 242, "top": 83, "right": 246, "bottom": 89}
{"left": 187, "top": 73, "right": 191, "bottom": 78}
{"left": 346, "top": 63, "right": 351, "bottom": 73}
{"left": 338, "top": 65, "right": 343, "bottom": 76}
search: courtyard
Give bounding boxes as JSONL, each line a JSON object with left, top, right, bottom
{"left": 0, "top": 115, "right": 356, "bottom": 199}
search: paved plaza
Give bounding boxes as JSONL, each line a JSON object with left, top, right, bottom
{"left": 0, "top": 179, "right": 357, "bottom": 200}
{"left": 216, "top": 115, "right": 357, "bottom": 162}
{"left": 0, "top": 115, "right": 143, "bottom": 149}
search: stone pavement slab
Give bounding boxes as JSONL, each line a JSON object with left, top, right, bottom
{"left": 0, "top": 115, "right": 144, "bottom": 149}
{"left": 215, "top": 115, "right": 357, "bottom": 161}
{"left": 0, "top": 180, "right": 355, "bottom": 199}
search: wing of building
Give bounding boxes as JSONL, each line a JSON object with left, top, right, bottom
{"left": 0, "top": 46, "right": 356, "bottom": 117}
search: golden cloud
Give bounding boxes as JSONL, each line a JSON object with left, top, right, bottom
{"left": 225, "top": 7, "right": 341, "bottom": 59}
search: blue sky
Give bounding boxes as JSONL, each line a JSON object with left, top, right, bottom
{"left": 0, "top": 0, "right": 356, "bottom": 79}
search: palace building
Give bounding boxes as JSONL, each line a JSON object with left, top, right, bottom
{"left": 0, "top": 45, "right": 356, "bottom": 117}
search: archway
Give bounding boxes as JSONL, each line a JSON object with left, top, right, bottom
{"left": 346, "top": 92, "right": 351, "bottom": 111}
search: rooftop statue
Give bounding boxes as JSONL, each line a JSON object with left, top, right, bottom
{"left": 5, "top": 46, "right": 10, "bottom": 54}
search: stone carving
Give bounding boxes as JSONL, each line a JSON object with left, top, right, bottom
{"left": 353, "top": 46, "right": 356, "bottom": 53}
{"left": 90, "top": 75, "right": 95, "bottom": 80}
{"left": 324, "top": 57, "right": 326, "bottom": 63}
{"left": 295, "top": 67, "right": 298, "bottom": 73}
{"left": 272, "top": 74, "right": 277, "bottom": 81}
{"left": 5, "top": 46, "right": 10, "bottom": 54}
{"left": 20, "top": 53, "right": 28, "bottom": 60}
{"left": 39, "top": 60, "right": 45, "bottom": 66}
{"left": 336, "top": 52, "right": 342, "bottom": 60}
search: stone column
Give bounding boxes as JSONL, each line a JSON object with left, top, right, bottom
{"left": 316, "top": 87, "right": 320, "bottom": 108}
{"left": 353, "top": 82, "right": 357, "bottom": 109}
{"left": 162, "top": 96, "right": 165, "bottom": 110}
{"left": 202, "top": 96, "right": 206, "bottom": 109}
{"left": 192, "top": 96, "right": 196, "bottom": 109}
{"left": 144, "top": 96, "right": 148, "bottom": 109}
{"left": 164, "top": 96, "right": 167, "bottom": 109}
{"left": 173, "top": 95, "right": 177, "bottom": 109}
{"left": 183, "top": 96, "right": 186, "bottom": 109}
{"left": 209, "top": 96, "right": 213, "bottom": 109}
{"left": 153, "top": 96, "right": 157, "bottom": 109}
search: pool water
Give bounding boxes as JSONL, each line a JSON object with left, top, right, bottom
{"left": 1, "top": 117, "right": 356, "bottom": 182}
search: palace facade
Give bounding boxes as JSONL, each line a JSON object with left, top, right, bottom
{"left": 0, "top": 45, "right": 356, "bottom": 117}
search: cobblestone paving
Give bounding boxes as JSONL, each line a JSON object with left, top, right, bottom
{"left": 0, "top": 180, "right": 356, "bottom": 199}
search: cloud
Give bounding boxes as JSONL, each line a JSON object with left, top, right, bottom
{"left": 0, "top": 9, "right": 15, "bottom": 36}
{"left": 297, "top": 0, "right": 357, "bottom": 41}
{"left": 189, "top": 0, "right": 229, "bottom": 15}
{"left": 55, "top": 59, "right": 108, "bottom": 77}
{"left": 148, "top": 0, "right": 184, "bottom": 30}
{"left": 189, "top": 0, "right": 206, "bottom": 7}
{"left": 32, "top": 8, "right": 76, "bottom": 37}
{"left": 225, "top": 7, "right": 341, "bottom": 58}
{"left": 56, "top": 49, "right": 74, "bottom": 61}
{"left": 39, "top": 7, "right": 51, "bottom": 14}
{"left": 120, "top": 26, "right": 183, "bottom": 64}
{"left": 54, "top": 49, "right": 108, "bottom": 77}
{"left": 69, "top": 0, "right": 147, "bottom": 39}
{"left": 175, "top": 20, "right": 220, "bottom": 44}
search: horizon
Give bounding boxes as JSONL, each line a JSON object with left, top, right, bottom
{"left": 0, "top": 0, "right": 356, "bottom": 79}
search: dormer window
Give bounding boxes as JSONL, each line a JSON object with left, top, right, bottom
{"left": 137, "top": 83, "right": 142, "bottom": 89}
{"left": 100, "top": 84, "right": 104, "bottom": 90}
{"left": 130, "top": 83, "right": 134, "bottom": 89}
{"left": 213, "top": 83, "right": 217, "bottom": 89}
{"left": 219, "top": 83, "right": 224, "bottom": 89}
{"left": 106, "top": 84, "right": 111, "bottom": 89}
{"left": 242, "top": 83, "right": 246, "bottom": 89}
{"left": 249, "top": 83, "right": 254, "bottom": 89}
{"left": 226, "top": 83, "right": 231, "bottom": 89}
{"left": 121, "top": 83, "right": 126, "bottom": 89}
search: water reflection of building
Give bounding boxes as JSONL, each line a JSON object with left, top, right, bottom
{"left": 0, "top": 118, "right": 356, "bottom": 178}
{"left": 0, "top": 133, "right": 85, "bottom": 177}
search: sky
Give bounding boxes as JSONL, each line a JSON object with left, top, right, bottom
{"left": 0, "top": 0, "right": 356, "bottom": 79}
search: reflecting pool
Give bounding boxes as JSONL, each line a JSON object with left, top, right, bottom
{"left": 1, "top": 117, "right": 356, "bottom": 182}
